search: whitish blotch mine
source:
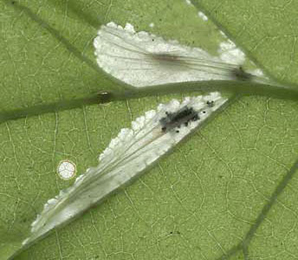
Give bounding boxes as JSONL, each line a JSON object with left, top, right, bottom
{"left": 23, "top": 92, "right": 227, "bottom": 247}
{"left": 93, "top": 22, "right": 276, "bottom": 89}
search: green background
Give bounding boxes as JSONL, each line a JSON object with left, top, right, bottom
{"left": 1, "top": 0, "right": 298, "bottom": 259}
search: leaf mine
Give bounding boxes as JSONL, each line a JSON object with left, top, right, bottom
{"left": 93, "top": 22, "right": 271, "bottom": 88}
{"left": 23, "top": 92, "right": 227, "bottom": 246}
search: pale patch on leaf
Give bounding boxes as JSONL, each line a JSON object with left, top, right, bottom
{"left": 23, "top": 92, "right": 227, "bottom": 246}
{"left": 93, "top": 22, "right": 250, "bottom": 87}
{"left": 198, "top": 11, "right": 208, "bottom": 21}
{"left": 57, "top": 160, "right": 76, "bottom": 180}
{"left": 218, "top": 40, "right": 245, "bottom": 64}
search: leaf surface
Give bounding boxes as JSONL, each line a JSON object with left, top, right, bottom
{"left": 0, "top": 0, "right": 298, "bottom": 260}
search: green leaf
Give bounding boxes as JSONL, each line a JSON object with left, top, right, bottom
{"left": 0, "top": 0, "right": 298, "bottom": 260}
